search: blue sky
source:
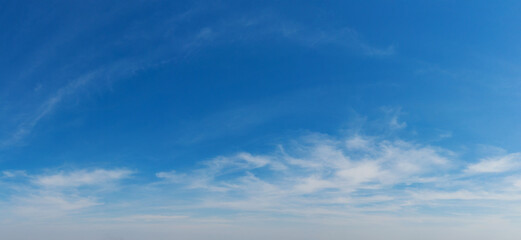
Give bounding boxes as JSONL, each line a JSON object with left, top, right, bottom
{"left": 3, "top": 1, "right": 521, "bottom": 239}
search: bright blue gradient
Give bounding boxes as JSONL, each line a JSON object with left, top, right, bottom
{"left": 2, "top": 1, "right": 521, "bottom": 239}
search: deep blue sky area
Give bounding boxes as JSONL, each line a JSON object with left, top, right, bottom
{"left": 3, "top": 1, "right": 521, "bottom": 239}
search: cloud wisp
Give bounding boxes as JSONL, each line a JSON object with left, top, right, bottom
{"left": 1, "top": 168, "right": 132, "bottom": 219}
{"left": 465, "top": 153, "right": 521, "bottom": 174}
{"left": 1, "top": 5, "right": 395, "bottom": 149}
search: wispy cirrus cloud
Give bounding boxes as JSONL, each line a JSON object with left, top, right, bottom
{"left": 186, "top": 12, "right": 395, "bottom": 57}
{"left": 273, "top": 24, "right": 395, "bottom": 56}
{"left": 1, "top": 72, "right": 97, "bottom": 147}
{"left": 1, "top": 5, "right": 394, "bottom": 149}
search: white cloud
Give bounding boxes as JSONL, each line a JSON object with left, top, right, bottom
{"left": 156, "top": 170, "right": 186, "bottom": 183}
{"left": 465, "top": 153, "right": 521, "bottom": 173}
{"left": 12, "top": 194, "right": 101, "bottom": 217}
{"left": 156, "top": 132, "right": 454, "bottom": 216}
{"left": 389, "top": 115, "right": 407, "bottom": 129}
{"left": 0, "top": 168, "right": 134, "bottom": 220}
{"left": 345, "top": 135, "right": 373, "bottom": 150}
{"left": 33, "top": 169, "right": 133, "bottom": 188}
{"left": 2, "top": 170, "right": 27, "bottom": 178}
{"left": 382, "top": 107, "right": 407, "bottom": 130}
{"left": 293, "top": 175, "right": 335, "bottom": 194}
{"left": 335, "top": 161, "right": 381, "bottom": 185}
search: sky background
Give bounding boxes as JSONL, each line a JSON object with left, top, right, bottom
{"left": 3, "top": 1, "right": 521, "bottom": 239}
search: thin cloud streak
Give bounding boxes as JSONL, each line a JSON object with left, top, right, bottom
{"left": 1, "top": 72, "right": 96, "bottom": 147}
{"left": 1, "top": 6, "right": 394, "bottom": 148}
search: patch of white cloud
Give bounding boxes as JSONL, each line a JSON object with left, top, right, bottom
{"left": 156, "top": 170, "right": 186, "bottom": 183}
{"left": 34, "top": 169, "right": 133, "bottom": 188}
{"left": 155, "top": 132, "right": 456, "bottom": 217}
{"left": 2, "top": 170, "right": 28, "bottom": 178}
{"left": 382, "top": 106, "right": 407, "bottom": 130}
{"left": 12, "top": 194, "right": 101, "bottom": 218}
{"left": 1, "top": 168, "right": 132, "bottom": 219}
{"left": 148, "top": 131, "right": 521, "bottom": 224}
{"left": 345, "top": 135, "right": 373, "bottom": 150}
{"left": 465, "top": 153, "right": 521, "bottom": 173}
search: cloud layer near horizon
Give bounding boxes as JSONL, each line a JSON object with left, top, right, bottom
{"left": 3, "top": 130, "right": 521, "bottom": 224}
{"left": 3, "top": 130, "right": 521, "bottom": 239}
